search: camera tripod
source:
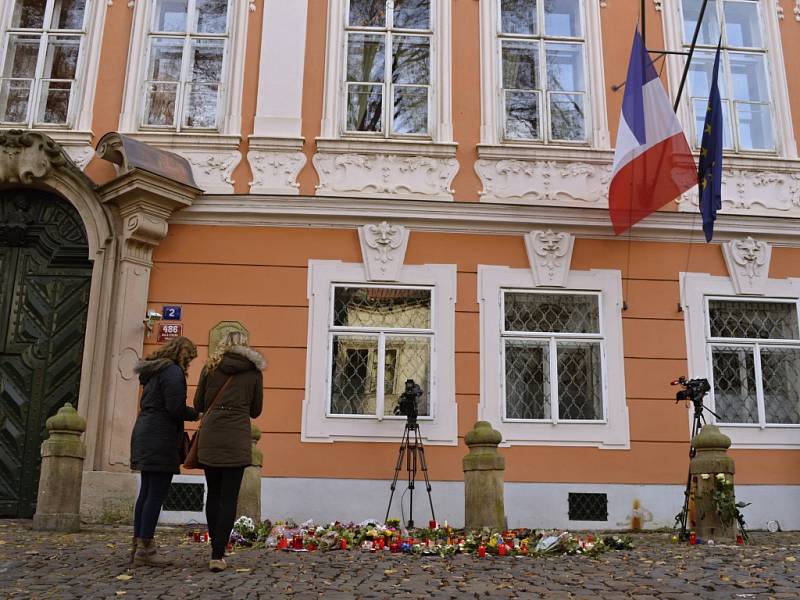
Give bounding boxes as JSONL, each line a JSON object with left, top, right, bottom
{"left": 384, "top": 416, "right": 435, "bottom": 529}
{"left": 674, "top": 386, "right": 721, "bottom": 541}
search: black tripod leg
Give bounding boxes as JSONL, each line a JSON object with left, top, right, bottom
{"left": 678, "top": 412, "right": 705, "bottom": 540}
{"left": 385, "top": 426, "right": 409, "bottom": 523}
{"left": 407, "top": 426, "right": 417, "bottom": 529}
{"left": 414, "top": 425, "right": 436, "bottom": 524}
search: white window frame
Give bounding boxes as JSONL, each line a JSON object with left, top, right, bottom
{"left": 302, "top": 260, "right": 457, "bottom": 444}
{"left": 661, "top": 0, "right": 798, "bottom": 159}
{"left": 326, "top": 283, "right": 435, "bottom": 419}
{"left": 0, "top": 0, "right": 108, "bottom": 155}
{"left": 479, "top": 0, "right": 609, "bottom": 148}
{"left": 478, "top": 265, "right": 629, "bottom": 448}
{"left": 501, "top": 289, "right": 607, "bottom": 423}
{"left": 118, "top": 0, "right": 247, "bottom": 138}
{"left": 320, "top": 0, "right": 452, "bottom": 143}
{"left": 681, "top": 272, "right": 800, "bottom": 448}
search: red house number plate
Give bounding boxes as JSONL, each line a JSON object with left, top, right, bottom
{"left": 157, "top": 322, "right": 183, "bottom": 343}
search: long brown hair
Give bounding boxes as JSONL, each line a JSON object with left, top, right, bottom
{"left": 205, "top": 330, "right": 249, "bottom": 372}
{"left": 143, "top": 336, "right": 197, "bottom": 375}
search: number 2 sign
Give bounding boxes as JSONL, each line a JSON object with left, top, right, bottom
{"left": 157, "top": 322, "right": 183, "bottom": 343}
{"left": 162, "top": 305, "right": 182, "bottom": 320}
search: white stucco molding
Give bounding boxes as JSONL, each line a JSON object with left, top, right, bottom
{"left": 358, "top": 221, "right": 410, "bottom": 281}
{"left": 524, "top": 230, "right": 575, "bottom": 287}
{"left": 722, "top": 237, "right": 773, "bottom": 295}
{"left": 680, "top": 272, "right": 800, "bottom": 448}
{"left": 475, "top": 146, "right": 614, "bottom": 206}
{"left": 247, "top": 137, "right": 306, "bottom": 195}
{"left": 675, "top": 156, "right": 800, "bottom": 217}
{"left": 302, "top": 260, "right": 458, "bottom": 444}
{"left": 477, "top": 265, "right": 629, "bottom": 448}
{"left": 115, "top": 132, "right": 241, "bottom": 194}
{"left": 313, "top": 139, "right": 459, "bottom": 200}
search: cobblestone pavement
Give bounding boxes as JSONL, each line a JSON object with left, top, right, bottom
{"left": 0, "top": 520, "right": 798, "bottom": 599}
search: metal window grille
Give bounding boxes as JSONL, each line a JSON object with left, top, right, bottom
{"left": 568, "top": 492, "right": 608, "bottom": 521}
{"left": 163, "top": 482, "right": 205, "bottom": 512}
{"left": 706, "top": 298, "right": 800, "bottom": 426}
{"left": 502, "top": 290, "right": 604, "bottom": 422}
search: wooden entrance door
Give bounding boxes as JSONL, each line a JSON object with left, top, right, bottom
{"left": 0, "top": 191, "right": 92, "bottom": 518}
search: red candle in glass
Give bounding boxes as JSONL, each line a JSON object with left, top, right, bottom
{"left": 203, "top": 531, "right": 209, "bottom": 543}
{"left": 389, "top": 542, "right": 399, "bottom": 553}
{"left": 292, "top": 535, "right": 303, "bottom": 549}
{"left": 340, "top": 538, "right": 347, "bottom": 550}
{"left": 498, "top": 544, "right": 508, "bottom": 556}
{"left": 193, "top": 530, "right": 200, "bottom": 542}
{"left": 277, "top": 537, "right": 288, "bottom": 549}
{"left": 736, "top": 534, "right": 744, "bottom": 545}
{"left": 429, "top": 520, "right": 437, "bottom": 529}
{"left": 689, "top": 532, "right": 697, "bottom": 545}
{"left": 477, "top": 545, "right": 486, "bottom": 557}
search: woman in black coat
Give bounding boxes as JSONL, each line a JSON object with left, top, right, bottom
{"left": 130, "top": 336, "right": 198, "bottom": 566}
{"left": 193, "top": 331, "right": 264, "bottom": 572}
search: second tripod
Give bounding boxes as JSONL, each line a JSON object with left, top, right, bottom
{"left": 384, "top": 379, "right": 435, "bottom": 529}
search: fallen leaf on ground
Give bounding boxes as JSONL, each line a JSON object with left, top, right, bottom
{"left": 384, "top": 569, "right": 397, "bottom": 576}
{"left": 235, "top": 568, "right": 251, "bottom": 573}
{"left": 24, "top": 550, "right": 39, "bottom": 555}
{"left": 115, "top": 574, "right": 133, "bottom": 581}
{"left": 786, "top": 556, "right": 797, "bottom": 562}
{"left": 115, "top": 592, "right": 127, "bottom": 596}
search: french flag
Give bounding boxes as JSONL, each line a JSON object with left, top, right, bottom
{"left": 609, "top": 29, "right": 696, "bottom": 235}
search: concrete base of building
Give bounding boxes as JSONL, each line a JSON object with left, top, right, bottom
{"left": 80, "top": 471, "right": 137, "bottom": 524}
{"left": 149, "top": 475, "right": 800, "bottom": 531}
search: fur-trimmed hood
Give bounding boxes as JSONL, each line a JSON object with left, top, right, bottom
{"left": 219, "top": 345, "right": 267, "bottom": 372}
{"left": 134, "top": 358, "right": 175, "bottom": 383}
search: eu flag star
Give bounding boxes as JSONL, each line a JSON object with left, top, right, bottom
{"left": 701, "top": 147, "right": 709, "bottom": 158}
{"left": 705, "top": 123, "right": 712, "bottom": 134}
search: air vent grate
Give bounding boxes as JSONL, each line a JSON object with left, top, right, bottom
{"left": 568, "top": 492, "right": 608, "bottom": 521}
{"left": 163, "top": 482, "right": 204, "bottom": 512}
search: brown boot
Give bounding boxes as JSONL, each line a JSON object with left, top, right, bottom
{"left": 133, "top": 538, "right": 173, "bottom": 567}
{"left": 129, "top": 537, "right": 139, "bottom": 565}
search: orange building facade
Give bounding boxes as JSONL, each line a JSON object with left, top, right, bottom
{"left": 1, "top": 0, "right": 799, "bottom": 529}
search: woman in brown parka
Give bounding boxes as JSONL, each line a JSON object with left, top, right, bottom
{"left": 193, "top": 330, "right": 264, "bottom": 572}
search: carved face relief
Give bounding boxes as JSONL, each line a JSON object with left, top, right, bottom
{"left": 0, "top": 130, "right": 66, "bottom": 184}
{"left": 732, "top": 237, "right": 767, "bottom": 280}
{"left": 365, "top": 221, "right": 403, "bottom": 269}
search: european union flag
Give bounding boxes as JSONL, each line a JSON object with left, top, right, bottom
{"left": 698, "top": 40, "right": 723, "bottom": 242}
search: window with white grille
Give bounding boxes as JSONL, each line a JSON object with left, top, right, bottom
{"left": 329, "top": 286, "right": 433, "bottom": 417}
{"left": 706, "top": 298, "right": 800, "bottom": 426}
{"left": 344, "top": 0, "right": 432, "bottom": 137}
{"left": 140, "top": 0, "right": 229, "bottom": 130}
{"left": 681, "top": 0, "right": 774, "bottom": 152}
{"left": 502, "top": 290, "right": 604, "bottom": 421}
{"left": 0, "top": 0, "right": 89, "bottom": 127}
{"left": 498, "top": 0, "right": 588, "bottom": 142}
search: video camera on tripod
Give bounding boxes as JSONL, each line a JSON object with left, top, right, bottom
{"left": 671, "top": 376, "right": 711, "bottom": 403}
{"left": 394, "top": 379, "right": 423, "bottom": 421}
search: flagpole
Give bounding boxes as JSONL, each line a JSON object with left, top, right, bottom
{"left": 641, "top": 0, "right": 646, "bottom": 48}
{"left": 672, "top": 0, "right": 711, "bottom": 112}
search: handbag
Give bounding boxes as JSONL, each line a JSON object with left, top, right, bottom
{"left": 183, "top": 376, "right": 233, "bottom": 469}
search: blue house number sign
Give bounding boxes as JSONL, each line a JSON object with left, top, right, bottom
{"left": 162, "top": 306, "right": 182, "bottom": 320}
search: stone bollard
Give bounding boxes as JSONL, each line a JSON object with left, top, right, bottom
{"left": 33, "top": 403, "right": 86, "bottom": 532}
{"left": 463, "top": 421, "right": 505, "bottom": 530}
{"left": 236, "top": 422, "right": 263, "bottom": 522}
{"left": 689, "top": 424, "right": 737, "bottom": 542}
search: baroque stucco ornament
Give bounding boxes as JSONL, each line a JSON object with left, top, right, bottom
{"left": 722, "top": 237, "right": 772, "bottom": 295}
{"left": 358, "top": 221, "right": 410, "bottom": 282}
{"left": 0, "top": 129, "right": 73, "bottom": 184}
{"left": 524, "top": 230, "right": 575, "bottom": 287}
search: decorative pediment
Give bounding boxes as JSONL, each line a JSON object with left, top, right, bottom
{"left": 358, "top": 221, "right": 410, "bottom": 282}
{"left": 0, "top": 129, "right": 90, "bottom": 187}
{"left": 524, "top": 230, "right": 575, "bottom": 287}
{"left": 722, "top": 237, "right": 772, "bottom": 295}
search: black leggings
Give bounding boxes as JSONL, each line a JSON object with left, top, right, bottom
{"left": 204, "top": 466, "right": 245, "bottom": 560}
{"left": 133, "top": 471, "right": 173, "bottom": 539}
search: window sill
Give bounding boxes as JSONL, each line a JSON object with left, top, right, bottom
{"left": 475, "top": 145, "right": 614, "bottom": 206}
{"left": 312, "top": 139, "right": 459, "bottom": 201}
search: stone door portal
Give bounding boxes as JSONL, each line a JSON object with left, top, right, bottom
{"left": 0, "top": 191, "right": 92, "bottom": 518}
